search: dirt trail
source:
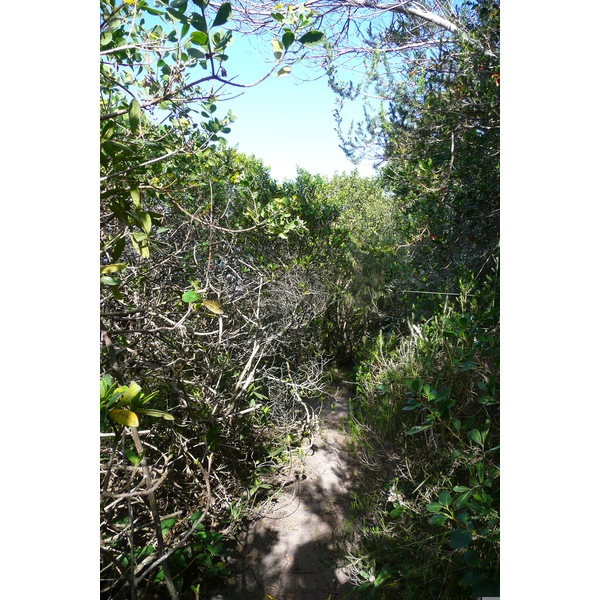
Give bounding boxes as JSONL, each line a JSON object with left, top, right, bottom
{"left": 210, "top": 383, "right": 362, "bottom": 600}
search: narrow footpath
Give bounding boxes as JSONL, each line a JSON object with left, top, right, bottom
{"left": 210, "top": 383, "right": 362, "bottom": 600}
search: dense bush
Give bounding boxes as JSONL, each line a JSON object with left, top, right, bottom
{"left": 342, "top": 272, "right": 499, "bottom": 598}
{"left": 100, "top": 2, "right": 499, "bottom": 598}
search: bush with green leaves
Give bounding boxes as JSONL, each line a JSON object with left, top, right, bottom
{"left": 100, "top": 2, "right": 334, "bottom": 598}
{"left": 341, "top": 273, "right": 499, "bottom": 598}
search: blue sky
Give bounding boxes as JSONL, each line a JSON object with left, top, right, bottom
{"left": 213, "top": 35, "right": 377, "bottom": 182}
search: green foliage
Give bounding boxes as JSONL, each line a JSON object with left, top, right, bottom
{"left": 100, "top": 375, "right": 173, "bottom": 432}
{"left": 344, "top": 275, "right": 499, "bottom": 597}
{"left": 100, "top": 2, "right": 499, "bottom": 598}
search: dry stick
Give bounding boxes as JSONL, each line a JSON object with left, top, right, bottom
{"left": 134, "top": 454, "right": 213, "bottom": 587}
{"left": 125, "top": 436, "right": 137, "bottom": 600}
{"left": 129, "top": 427, "right": 179, "bottom": 600}
{"left": 102, "top": 322, "right": 178, "bottom": 598}
{"left": 101, "top": 466, "right": 170, "bottom": 500}
{"left": 101, "top": 320, "right": 124, "bottom": 385}
{"left": 204, "top": 180, "right": 215, "bottom": 293}
{"left": 101, "top": 427, "right": 123, "bottom": 493}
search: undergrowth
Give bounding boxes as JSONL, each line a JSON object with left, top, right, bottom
{"left": 342, "top": 274, "right": 499, "bottom": 599}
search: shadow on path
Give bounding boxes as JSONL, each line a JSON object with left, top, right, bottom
{"left": 208, "top": 384, "right": 364, "bottom": 600}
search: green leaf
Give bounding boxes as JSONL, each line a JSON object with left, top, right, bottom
{"left": 455, "top": 489, "right": 474, "bottom": 508}
{"left": 101, "top": 276, "right": 120, "bottom": 286}
{"left": 129, "top": 99, "right": 141, "bottom": 135}
{"left": 123, "top": 381, "right": 142, "bottom": 403}
{"left": 138, "top": 211, "right": 152, "bottom": 234}
{"left": 406, "top": 425, "right": 431, "bottom": 435}
{"left": 282, "top": 31, "right": 295, "bottom": 50}
{"left": 182, "top": 290, "right": 199, "bottom": 303}
{"left": 409, "top": 378, "right": 423, "bottom": 394}
{"left": 161, "top": 517, "right": 177, "bottom": 535}
{"left": 142, "top": 5, "right": 164, "bottom": 16}
{"left": 166, "top": 7, "right": 188, "bottom": 23}
{"left": 109, "top": 285, "right": 124, "bottom": 301}
{"left": 275, "top": 66, "right": 291, "bottom": 78}
{"left": 130, "top": 186, "right": 141, "bottom": 208}
{"left": 190, "top": 31, "right": 208, "bottom": 45}
{"left": 426, "top": 501, "right": 443, "bottom": 512}
{"left": 188, "top": 47, "right": 205, "bottom": 59}
{"left": 124, "top": 447, "right": 144, "bottom": 466}
{"left": 438, "top": 490, "right": 452, "bottom": 507}
{"left": 476, "top": 461, "right": 484, "bottom": 483}
{"left": 137, "top": 408, "right": 175, "bottom": 421}
{"left": 299, "top": 30, "right": 325, "bottom": 47}
{"left": 429, "top": 513, "right": 448, "bottom": 526}
{"left": 463, "top": 549, "right": 481, "bottom": 567}
{"left": 468, "top": 429, "right": 483, "bottom": 446}
{"left": 100, "top": 31, "right": 113, "bottom": 47}
{"left": 448, "top": 528, "right": 472, "bottom": 549}
{"left": 212, "top": 2, "right": 231, "bottom": 27}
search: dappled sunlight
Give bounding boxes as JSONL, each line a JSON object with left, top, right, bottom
{"left": 209, "top": 385, "right": 362, "bottom": 600}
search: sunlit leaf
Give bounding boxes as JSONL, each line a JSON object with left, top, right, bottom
{"left": 109, "top": 408, "right": 140, "bottom": 428}
{"left": 101, "top": 276, "right": 120, "bottom": 286}
{"left": 139, "top": 211, "right": 152, "bottom": 234}
{"left": 123, "top": 381, "right": 142, "bottom": 403}
{"left": 130, "top": 186, "right": 141, "bottom": 208}
{"left": 190, "top": 31, "right": 208, "bottom": 45}
{"left": 406, "top": 425, "right": 430, "bottom": 435}
{"left": 271, "top": 38, "right": 283, "bottom": 60}
{"left": 129, "top": 99, "right": 141, "bottom": 135}
{"left": 276, "top": 66, "right": 291, "bottom": 78}
{"left": 182, "top": 290, "right": 199, "bottom": 303}
{"left": 101, "top": 263, "right": 127, "bottom": 275}
{"left": 100, "top": 31, "right": 113, "bottom": 47}
{"left": 202, "top": 299, "right": 223, "bottom": 314}
{"left": 137, "top": 408, "right": 175, "bottom": 421}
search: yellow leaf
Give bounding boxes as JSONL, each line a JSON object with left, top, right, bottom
{"left": 202, "top": 300, "right": 224, "bottom": 315}
{"left": 109, "top": 409, "right": 139, "bottom": 428}
{"left": 101, "top": 263, "right": 127, "bottom": 275}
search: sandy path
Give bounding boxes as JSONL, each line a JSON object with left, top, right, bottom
{"left": 210, "top": 384, "right": 362, "bottom": 600}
